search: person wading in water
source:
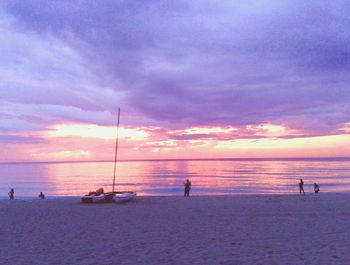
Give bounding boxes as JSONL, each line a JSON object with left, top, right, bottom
{"left": 314, "top": 183, "right": 320, "bottom": 194}
{"left": 8, "top": 188, "right": 14, "bottom": 200}
{"left": 299, "top": 179, "right": 305, "bottom": 195}
{"left": 184, "top": 179, "right": 192, "bottom": 197}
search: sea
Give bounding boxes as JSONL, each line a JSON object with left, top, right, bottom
{"left": 1, "top": 158, "right": 350, "bottom": 198}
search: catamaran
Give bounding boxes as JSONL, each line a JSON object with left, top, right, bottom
{"left": 81, "top": 108, "right": 136, "bottom": 203}
{"left": 81, "top": 188, "right": 114, "bottom": 203}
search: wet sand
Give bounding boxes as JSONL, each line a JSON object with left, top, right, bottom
{"left": 1, "top": 194, "right": 350, "bottom": 264}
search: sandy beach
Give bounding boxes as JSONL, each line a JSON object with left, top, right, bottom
{"left": 1, "top": 194, "right": 350, "bottom": 265}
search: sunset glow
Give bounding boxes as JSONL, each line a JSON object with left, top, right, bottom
{"left": 47, "top": 124, "right": 149, "bottom": 140}
{"left": 1, "top": 1, "right": 350, "bottom": 162}
{"left": 171, "top": 126, "right": 238, "bottom": 136}
{"left": 245, "top": 124, "right": 302, "bottom": 138}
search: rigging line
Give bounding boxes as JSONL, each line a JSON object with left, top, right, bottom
{"left": 112, "top": 108, "right": 120, "bottom": 193}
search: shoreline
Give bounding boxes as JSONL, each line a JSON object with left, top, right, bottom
{"left": 0, "top": 191, "right": 349, "bottom": 201}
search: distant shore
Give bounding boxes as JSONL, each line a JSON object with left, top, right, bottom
{"left": 1, "top": 193, "right": 349, "bottom": 264}
{"left": 2, "top": 156, "right": 350, "bottom": 165}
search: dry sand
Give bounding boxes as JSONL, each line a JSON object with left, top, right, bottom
{"left": 1, "top": 194, "right": 350, "bottom": 265}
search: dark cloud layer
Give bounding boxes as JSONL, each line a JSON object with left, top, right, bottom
{"left": 1, "top": 0, "right": 350, "bottom": 137}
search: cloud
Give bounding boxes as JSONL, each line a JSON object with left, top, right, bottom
{"left": 1, "top": 0, "right": 350, "bottom": 143}
{"left": 0, "top": 134, "right": 45, "bottom": 144}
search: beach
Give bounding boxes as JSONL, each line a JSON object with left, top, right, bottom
{"left": 1, "top": 194, "right": 350, "bottom": 265}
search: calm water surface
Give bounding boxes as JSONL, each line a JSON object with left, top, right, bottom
{"left": 1, "top": 158, "right": 350, "bottom": 197}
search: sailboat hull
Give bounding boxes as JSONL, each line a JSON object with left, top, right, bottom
{"left": 114, "top": 191, "right": 136, "bottom": 203}
{"left": 81, "top": 193, "right": 115, "bottom": 203}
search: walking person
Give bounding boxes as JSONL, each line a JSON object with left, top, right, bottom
{"left": 8, "top": 188, "right": 14, "bottom": 200}
{"left": 299, "top": 179, "right": 305, "bottom": 195}
{"left": 184, "top": 179, "right": 192, "bottom": 197}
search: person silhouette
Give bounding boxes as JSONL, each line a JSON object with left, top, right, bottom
{"left": 8, "top": 188, "right": 14, "bottom": 200}
{"left": 299, "top": 179, "right": 305, "bottom": 195}
{"left": 314, "top": 183, "right": 320, "bottom": 194}
{"left": 184, "top": 179, "right": 192, "bottom": 197}
{"left": 38, "top": 192, "right": 45, "bottom": 199}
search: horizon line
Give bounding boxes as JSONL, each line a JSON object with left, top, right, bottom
{"left": 1, "top": 156, "right": 350, "bottom": 165}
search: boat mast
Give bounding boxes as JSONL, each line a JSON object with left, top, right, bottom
{"left": 112, "top": 108, "right": 121, "bottom": 193}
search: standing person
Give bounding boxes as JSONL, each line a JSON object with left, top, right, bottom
{"left": 8, "top": 188, "right": 14, "bottom": 200}
{"left": 38, "top": 192, "right": 45, "bottom": 199}
{"left": 314, "top": 183, "right": 320, "bottom": 194}
{"left": 184, "top": 179, "right": 192, "bottom": 197}
{"left": 299, "top": 179, "right": 305, "bottom": 195}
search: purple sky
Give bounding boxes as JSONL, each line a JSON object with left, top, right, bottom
{"left": 1, "top": 0, "right": 350, "bottom": 158}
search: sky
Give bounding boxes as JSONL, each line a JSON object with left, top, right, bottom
{"left": 1, "top": 0, "right": 350, "bottom": 162}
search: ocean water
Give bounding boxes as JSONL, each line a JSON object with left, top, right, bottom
{"left": 1, "top": 158, "right": 350, "bottom": 198}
